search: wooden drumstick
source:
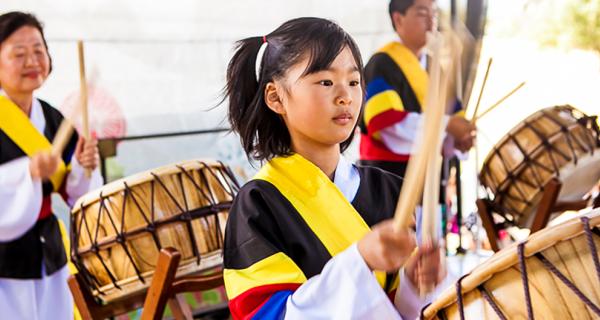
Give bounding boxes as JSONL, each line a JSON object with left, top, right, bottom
{"left": 418, "top": 146, "right": 444, "bottom": 297}
{"left": 472, "top": 81, "right": 526, "bottom": 122}
{"left": 78, "top": 40, "right": 91, "bottom": 178}
{"left": 420, "top": 28, "right": 462, "bottom": 243}
{"left": 51, "top": 119, "right": 75, "bottom": 156}
{"left": 393, "top": 100, "right": 444, "bottom": 230}
{"left": 470, "top": 57, "right": 492, "bottom": 125}
{"left": 393, "top": 32, "right": 448, "bottom": 232}
{"left": 418, "top": 32, "right": 460, "bottom": 297}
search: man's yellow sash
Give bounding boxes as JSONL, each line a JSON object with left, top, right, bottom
{"left": 0, "top": 95, "right": 67, "bottom": 191}
{"left": 379, "top": 42, "right": 428, "bottom": 110}
{"left": 254, "top": 154, "right": 389, "bottom": 288}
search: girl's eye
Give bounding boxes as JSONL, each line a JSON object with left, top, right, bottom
{"left": 319, "top": 80, "right": 333, "bottom": 86}
{"left": 350, "top": 80, "right": 360, "bottom": 87}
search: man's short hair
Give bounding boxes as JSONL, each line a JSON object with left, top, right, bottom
{"left": 388, "top": 0, "right": 416, "bottom": 28}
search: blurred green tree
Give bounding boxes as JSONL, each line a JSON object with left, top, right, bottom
{"left": 566, "top": 0, "right": 600, "bottom": 56}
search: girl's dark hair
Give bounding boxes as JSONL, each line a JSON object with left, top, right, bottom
{"left": 225, "top": 17, "right": 364, "bottom": 162}
{"left": 0, "top": 11, "right": 52, "bottom": 73}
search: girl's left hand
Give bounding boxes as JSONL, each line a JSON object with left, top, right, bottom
{"left": 75, "top": 134, "right": 99, "bottom": 171}
{"left": 404, "top": 241, "right": 446, "bottom": 294}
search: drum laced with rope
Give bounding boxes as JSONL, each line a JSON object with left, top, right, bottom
{"left": 479, "top": 105, "right": 600, "bottom": 229}
{"left": 70, "top": 159, "right": 239, "bottom": 303}
{"left": 422, "top": 208, "right": 600, "bottom": 319}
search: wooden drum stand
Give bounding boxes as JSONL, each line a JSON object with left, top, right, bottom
{"left": 68, "top": 248, "right": 224, "bottom": 320}
{"left": 477, "top": 178, "right": 592, "bottom": 252}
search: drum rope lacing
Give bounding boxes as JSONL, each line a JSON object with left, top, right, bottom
{"left": 480, "top": 106, "right": 600, "bottom": 226}
{"left": 71, "top": 162, "right": 240, "bottom": 296}
{"left": 432, "top": 216, "right": 600, "bottom": 319}
{"left": 517, "top": 242, "right": 534, "bottom": 320}
{"left": 455, "top": 274, "right": 469, "bottom": 320}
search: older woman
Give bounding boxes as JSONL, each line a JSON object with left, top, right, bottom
{"left": 0, "top": 11, "right": 103, "bottom": 319}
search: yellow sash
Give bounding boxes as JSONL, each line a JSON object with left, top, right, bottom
{"left": 254, "top": 154, "right": 388, "bottom": 288}
{"left": 379, "top": 42, "right": 429, "bottom": 110}
{"left": 0, "top": 95, "right": 67, "bottom": 191}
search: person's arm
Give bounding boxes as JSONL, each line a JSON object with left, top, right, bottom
{"left": 64, "top": 135, "right": 103, "bottom": 207}
{"left": 224, "top": 186, "right": 419, "bottom": 319}
{"left": 379, "top": 112, "right": 424, "bottom": 155}
{"left": 65, "top": 158, "right": 102, "bottom": 207}
{"left": 0, "top": 157, "right": 42, "bottom": 241}
{"left": 285, "top": 243, "right": 405, "bottom": 319}
{"left": 226, "top": 242, "right": 406, "bottom": 320}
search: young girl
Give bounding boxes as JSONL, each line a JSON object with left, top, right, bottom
{"left": 223, "top": 17, "right": 442, "bottom": 319}
{"left": 0, "top": 11, "right": 103, "bottom": 319}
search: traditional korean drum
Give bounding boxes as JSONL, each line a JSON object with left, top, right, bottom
{"left": 70, "top": 160, "right": 239, "bottom": 302}
{"left": 421, "top": 208, "right": 600, "bottom": 319}
{"left": 479, "top": 105, "right": 600, "bottom": 228}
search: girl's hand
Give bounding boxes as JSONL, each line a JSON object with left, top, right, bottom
{"left": 404, "top": 240, "right": 446, "bottom": 294}
{"left": 357, "top": 220, "right": 417, "bottom": 272}
{"left": 75, "top": 135, "right": 99, "bottom": 171}
{"left": 29, "top": 152, "right": 60, "bottom": 180}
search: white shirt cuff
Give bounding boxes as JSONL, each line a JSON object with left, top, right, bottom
{"left": 395, "top": 269, "right": 431, "bottom": 320}
{"left": 66, "top": 158, "right": 103, "bottom": 207}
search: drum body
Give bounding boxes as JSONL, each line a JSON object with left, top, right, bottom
{"left": 70, "top": 160, "right": 239, "bottom": 302}
{"left": 480, "top": 106, "right": 600, "bottom": 228}
{"left": 422, "top": 208, "right": 600, "bottom": 319}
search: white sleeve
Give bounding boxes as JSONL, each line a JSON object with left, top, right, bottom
{"left": 284, "top": 243, "right": 404, "bottom": 320}
{"left": 65, "top": 158, "right": 103, "bottom": 207}
{"left": 381, "top": 113, "right": 452, "bottom": 157}
{"left": 379, "top": 112, "right": 423, "bottom": 155}
{"left": 0, "top": 157, "right": 43, "bottom": 242}
{"left": 395, "top": 269, "right": 431, "bottom": 320}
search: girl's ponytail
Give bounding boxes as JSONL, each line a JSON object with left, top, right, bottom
{"left": 225, "top": 36, "right": 291, "bottom": 162}
{"left": 226, "top": 37, "right": 266, "bottom": 158}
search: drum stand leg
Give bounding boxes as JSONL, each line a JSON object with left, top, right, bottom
{"left": 141, "top": 247, "right": 184, "bottom": 320}
{"left": 69, "top": 247, "right": 223, "bottom": 320}
{"left": 476, "top": 198, "right": 500, "bottom": 252}
{"left": 530, "top": 178, "right": 562, "bottom": 233}
{"left": 478, "top": 178, "right": 591, "bottom": 252}
{"left": 68, "top": 273, "right": 105, "bottom": 320}
{"left": 141, "top": 248, "right": 226, "bottom": 319}
{"left": 68, "top": 274, "right": 147, "bottom": 319}
{"left": 168, "top": 295, "right": 194, "bottom": 320}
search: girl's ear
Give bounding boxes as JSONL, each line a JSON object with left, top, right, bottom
{"left": 264, "top": 82, "right": 285, "bottom": 115}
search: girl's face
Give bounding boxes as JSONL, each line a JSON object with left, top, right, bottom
{"left": 267, "top": 47, "right": 363, "bottom": 152}
{"left": 0, "top": 26, "right": 50, "bottom": 95}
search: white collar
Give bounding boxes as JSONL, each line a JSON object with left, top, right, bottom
{"left": 30, "top": 98, "right": 45, "bottom": 134}
{"left": 333, "top": 155, "right": 361, "bottom": 203}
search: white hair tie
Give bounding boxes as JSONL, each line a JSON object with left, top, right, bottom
{"left": 255, "top": 36, "right": 269, "bottom": 82}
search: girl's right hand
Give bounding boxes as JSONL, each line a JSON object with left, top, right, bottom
{"left": 357, "top": 220, "right": 417, "bottom": 272}
{"left": 29, "top": 151, "right": 60, "bottom": 180}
